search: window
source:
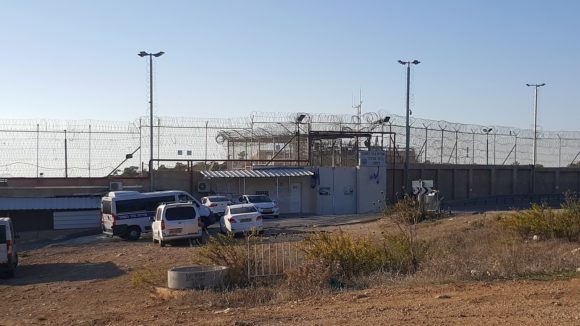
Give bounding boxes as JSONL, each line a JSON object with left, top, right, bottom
{"left": 209, "top": 196, "right": 229, "bottom": 202}
{"left": 230, "top": 206, "right": 258, "bottom": 214}
{"left": 247, "top": 195, "right": 272, "bottom": 203}
{"left": 115, "top": 196, "right": 176, "bottom": 213}
{"left": 155, "top": 207, "right": 163, "bottom": 221}
{"left": 165, "top": 206, "right": 196, "bottom": 221}
{"left": 102, "top": 200, "right": 112, "bottom": 214}
{"left": 0, "top": 225, "right": 6, "bottom": 243}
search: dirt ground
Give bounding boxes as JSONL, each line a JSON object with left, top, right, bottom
{"left": 1, "top": 213, "right": 579, "bottom": 326}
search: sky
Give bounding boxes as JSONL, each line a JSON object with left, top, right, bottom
{"left": 1, "top": 0, "right": 579, "bottom": 131}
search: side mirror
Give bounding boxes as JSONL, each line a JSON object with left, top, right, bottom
{"left": 149, "top": 217, "right": 154, "bottom": 222}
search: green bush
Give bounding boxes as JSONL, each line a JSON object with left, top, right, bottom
{"left": 501, "top": 197, "right": 580, "bottom": 241}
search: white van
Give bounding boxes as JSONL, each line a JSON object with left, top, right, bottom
{"left": 0, "top": 217, "right": 18, "bottom": 278}
{"left": 152, "top": 202, "right": 203, "bottom": 247}
{"left": 101, "top": 190, "right": 213, "bottom": 241}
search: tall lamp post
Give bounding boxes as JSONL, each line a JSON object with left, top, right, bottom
{"left": 483, "top": 128, "right": 493, "bottom": 165}
{"left": 398, "top": 60, "right": 420, "bottom": 193}
{"left": 526, "top": 83, "right": 545, "bottom": 166}
{"left": 139, "top": 51, "right": 164, "bottom": 191}
{"left": 295, "top": 114, "right": 306, "bottom": 166}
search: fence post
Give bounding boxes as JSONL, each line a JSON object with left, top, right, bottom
{"left": 36, "top": 123, "right": 39, "bottom": 178}
{"left": 247, "top": 237, "right": 251, "bottom": 281}
{"left": 440, "top": 128, "right": 445, "bottom": 164}
{"left": 558, "top": 135, "right": 562, "bottom": 167}
{"left": 493, "top": 132, "right": 496, "bottom": 165}
{"left": 425, "top": 126, "right": 428, "bottom": 163}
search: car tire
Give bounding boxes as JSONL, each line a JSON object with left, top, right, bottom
{"left": 126, "top": 227, "right": 141, "bottom": 241}
{"left": 152, "top": 236, "right": 158, "bottom": 244}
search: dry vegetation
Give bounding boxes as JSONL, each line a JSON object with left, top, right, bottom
{"left": 3, "top": 201, "right": 580, "bottom": 325}
{"left": 178, "top": 196, "right": 580, "bottom": 308}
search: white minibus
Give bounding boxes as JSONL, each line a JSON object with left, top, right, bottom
{"left": 101, "top": 191, "right": 212, "bottom": 240}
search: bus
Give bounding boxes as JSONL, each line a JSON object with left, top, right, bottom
{"left": 101, "top": 191, "right": 213, "bottom": 240}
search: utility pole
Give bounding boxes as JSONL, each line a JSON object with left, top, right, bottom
{"left": 138, "top": 51, "right": 165, "bottom": 191}
{"left": 398, "top": 60, "right": 420, "bottom": 193}
{"left": 526, "top": 83, "right": 545, "bottom": 166}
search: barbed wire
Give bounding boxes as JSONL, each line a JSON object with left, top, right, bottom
{"left": 0, "top": 112, "right": 579, "bottom": 177}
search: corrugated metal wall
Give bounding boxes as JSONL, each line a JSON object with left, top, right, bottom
{"left": 53, "top": 210, "right": 100, "bottom": 230}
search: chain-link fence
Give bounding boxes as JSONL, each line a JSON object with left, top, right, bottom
{"left": 0, "top": 111, "right": 578, "bottom": 177}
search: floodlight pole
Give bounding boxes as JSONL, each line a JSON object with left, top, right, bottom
{"left": 526, "top": 83, "right": 545, "bottom": 167}
{"left": 483, "top": 128, "right": 493, "bottom": 165}
{"left": 399, "top": 60, "right": 420, "bottom": 193}
{"left": 139, "top": 51, "right": 164, "bottom": 191}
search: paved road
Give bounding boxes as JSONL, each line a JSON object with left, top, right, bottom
{"left": 19, "top": 213, "right": 381, "bottom": 250}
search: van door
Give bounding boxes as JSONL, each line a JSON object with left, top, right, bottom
{"left": 0, "top": 225, "right": 7, "bottom": 264}
{"left": 164, "top": 206, "right": 199, "bottom": 236}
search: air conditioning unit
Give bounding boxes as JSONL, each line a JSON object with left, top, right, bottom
{"left": 109, "top": 181, "right": 123, "bottom": 191}
{"left": 197, "top": 181, "right": 210, "bottom": 193}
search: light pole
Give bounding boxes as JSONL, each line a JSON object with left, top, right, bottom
{"left": 295, "top": 114, "right": 306, "bottom": 166}
{"left": 139, "top": 51, "right": 164, "bottom": 191}
{"left": 526, "top": 83, "right": 545, "bottom": 166}
{"left": 483, "top": 128, "right": 493, "bottom": 165}
{"left": 398, "top": 60, "right": 420, "bottom": 193}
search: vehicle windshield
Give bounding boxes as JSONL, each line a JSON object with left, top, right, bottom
{"left": 247, "top": 195, "right": 271, "bottom": 203}
{"left": 230, "top": 206, "right": 257, "bottom": 214}
{"left": 165, "top": 206, "right": 196, "bottom": 221}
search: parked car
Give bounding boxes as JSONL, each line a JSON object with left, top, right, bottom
{"left": 201, "top": 195, "right": 233, "bottom": 217}
{"left": 101, "top": 190, "right": 214, "bottom": 241}
{"left": 238, "top": 195, "right": 279, "bottom": 218}
{"left": 0, "top": 217, "right": 18, "bottom": 278}
{"left": 152, "top": 202, "right": 203, "bottom": 247}
{"left": 220, "top": 204, "right": 263, "bottom": 235}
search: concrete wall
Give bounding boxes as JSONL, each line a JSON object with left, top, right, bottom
{"left": 386, "top": 164, "right": 580, "bottom": 202}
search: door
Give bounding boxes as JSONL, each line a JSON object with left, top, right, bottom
{"left": 0, "top": 225, "right": 7, "bottom": 264}
{"left": 289, "top": 183, "right": 301, "bottom": 214}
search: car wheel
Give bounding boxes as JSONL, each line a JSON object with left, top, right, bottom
{"left": 126, "top": 227, "right": 141, "bottom": 241}
{"left": 152, "top": 236, "right": 158, "bottom": 244}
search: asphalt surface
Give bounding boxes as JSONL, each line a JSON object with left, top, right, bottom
{"left": 19, "top": 213, "right": 381, "bottom": 250}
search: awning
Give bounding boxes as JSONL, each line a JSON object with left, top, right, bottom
{"left": 201, "top": 168, "right": 314, "bottom": 179}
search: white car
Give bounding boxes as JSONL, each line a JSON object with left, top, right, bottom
{"left": 201, "top": 195, "right": 233, "bottom": 217}
{"left": 220, "top": 204, "right": 263, "bottom": 235}
{"left": 0, "top": 217, "right": 18, "bottom": 278}
{"left": 152, "top": 202, "right": 203, "bottom": 247}
{"left": 239, "top": 195, "right": 280, "bottom": 218}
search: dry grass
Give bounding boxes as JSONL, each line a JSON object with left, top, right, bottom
{"left": 128, "top": 266, "right": 166, "bottom": 288}
{"left": 418, "top": 218, "right": 580, "bottom": 282}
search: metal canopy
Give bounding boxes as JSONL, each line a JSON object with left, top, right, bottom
{"left": 201, "top": 168, "right": 314, "bottom": 179}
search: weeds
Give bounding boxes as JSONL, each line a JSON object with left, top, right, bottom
{"left": 194, "top": 233, "right": 256, "bottom": 286}
{"left": 501, "top": 194, "right": 580, "bottom": 241}
{"left": 129, "top": 267, "right": 166, "bottom": 288}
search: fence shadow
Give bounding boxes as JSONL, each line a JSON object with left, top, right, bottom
{"left": 0, "top": 262, "right": 124, "bottom": 285}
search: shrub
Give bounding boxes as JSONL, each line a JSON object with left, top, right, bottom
{"left": 298, "top": 229, "right": 428, "bottom": 285}
{"left": 194, "top": 233, "right": 257, "bottom": 286}
{"left": 501, "top": 198, "right": 580, "bottom": 241}
{"left": 419, "top": 221, "right": 580, "bottom": 281}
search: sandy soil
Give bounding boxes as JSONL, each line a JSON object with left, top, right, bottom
{"left": 1, "top": 214, "right": 579, "bottom": 326}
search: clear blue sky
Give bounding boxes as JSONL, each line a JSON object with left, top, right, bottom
{"left": 1, "top": 0, "right": 579, "bottom": 130}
